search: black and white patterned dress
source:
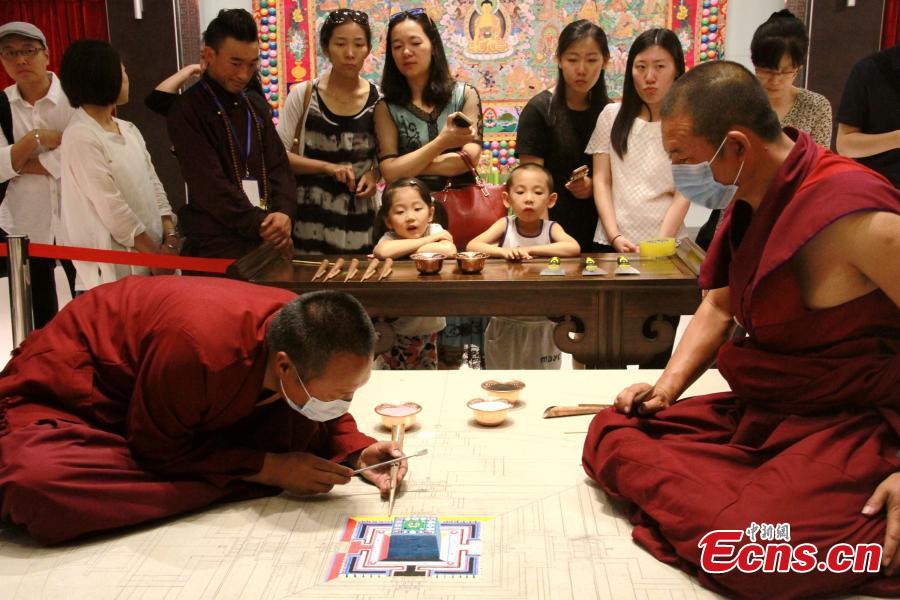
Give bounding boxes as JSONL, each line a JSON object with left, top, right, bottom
{"left": 283, "top": 81, "right": 380, "bottom": 254}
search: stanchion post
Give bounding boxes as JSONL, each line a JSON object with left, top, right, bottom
{"left": 6, "top": 234, "right": 34, "bottom": 346}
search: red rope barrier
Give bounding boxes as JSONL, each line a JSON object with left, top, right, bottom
{"left": 0, "top": 242, "right": 234, "bottom": 274}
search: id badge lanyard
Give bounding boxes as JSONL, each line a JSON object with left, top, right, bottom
{"left": 204, "top": 82, "right": 265, "bottom": 209}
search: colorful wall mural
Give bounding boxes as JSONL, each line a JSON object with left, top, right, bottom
{"left": 253, "top": 0, "right": 726, "bottom": 176}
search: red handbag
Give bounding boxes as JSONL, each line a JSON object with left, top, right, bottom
{"left": 433, "top": 151, "right": 507, "bottom": 251}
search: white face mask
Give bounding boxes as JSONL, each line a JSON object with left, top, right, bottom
{"left": 279, "top": 366, "right": 352, "bottom": 422}
{"left": 671, "top": 136, "right": 745, "bottom": 210}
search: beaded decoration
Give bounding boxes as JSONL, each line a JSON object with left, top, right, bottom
{"left": 204, "top": 84, "right": 271, "bottom": 211}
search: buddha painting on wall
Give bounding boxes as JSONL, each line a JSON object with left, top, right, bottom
{"left": 464, "top": 0, "right": 513, "bottom": 59}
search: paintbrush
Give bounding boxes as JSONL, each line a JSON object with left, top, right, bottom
{"left": 343, "top": 258, "right": 360, "bottom": 282}
{"left": 323, "top": 257, "right": 345, "bottom": 282}
{"left": 360, "top": 257, "right": 379, "bottom": 282}
{"left": 311, "top": 259, "right": 329, "bottom": 281}
{"left": 388, "top": 422, "right": 405, "bottom": 515}
{"left": 378, "top": 257, "right": 393, "bottom": 281}
{"left": 350, "top": 448, "right": 426, "bottom": 475}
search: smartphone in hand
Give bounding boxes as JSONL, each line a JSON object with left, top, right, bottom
{"left": 451, "top": 112, "right": 473, "bottom": 128}
{"left": 568, "top": 165, "right": 589, "bottom": 183}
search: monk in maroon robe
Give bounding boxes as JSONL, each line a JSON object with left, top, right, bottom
{"left": 0, "top": 277, "right": 406, "bottom": 544}
{"left": 582, "top": 62, "right": 900, "bottom": 599}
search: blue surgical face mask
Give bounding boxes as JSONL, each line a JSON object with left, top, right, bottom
{"left": 671, "top": 137, "right": 744, "bottom": 210}
{"left": 280, "top": 366, "right": 352, "bottom": 422}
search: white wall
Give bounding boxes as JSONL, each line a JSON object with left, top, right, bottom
{"left": 724, "top": 0, "right": 785, "bottom": 69}
{"left": 200, "top": 0, "right": 252, "bottom": 31}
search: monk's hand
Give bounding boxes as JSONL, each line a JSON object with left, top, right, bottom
{"left": 614, "top": 383, "right": 674, "bottom": 415}
{"left": 357, "top": 441, "right": 407, "bottom": 497}
{"left": 862, "top": 472, "right": 900, "bottom": 575}
{"left": 261, "top": 451, "right": 353, "bottom": 496}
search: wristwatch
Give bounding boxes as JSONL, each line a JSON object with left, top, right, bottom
{"left": 33, "top": 129, "right": 40, "bottom": 146}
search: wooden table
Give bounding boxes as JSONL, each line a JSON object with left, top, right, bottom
{"left": 0, "top": 369, "right": 734, "bottom": 600}
{"left": 245, "top": 240, "right": 706, "bottom": 368}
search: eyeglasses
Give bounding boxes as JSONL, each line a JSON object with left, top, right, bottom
{"left": 0, "top": 46, "right": 44, "bottom": 60}
{"left": 389, "top": 8, "right": 429, "bottom": 23}
{"left": 326, "top": 9, "right": 369, "bottom": 26}
{"left": 754, "top": 67, "right": 800, "bottom": 80}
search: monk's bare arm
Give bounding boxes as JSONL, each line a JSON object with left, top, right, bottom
{"left": 614, "top": 287, "right": 734, "bottom": 414}
{"left": 846, "top": 211, "right": 900, "bottom": 308}
{"left": 656, "top": 286, "right": 735, "bottom": 399}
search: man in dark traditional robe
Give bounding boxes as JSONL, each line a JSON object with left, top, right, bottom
{"left": 582, "top": 61, "right": 900, "bottom": 599}
{"left": 0, "top": 277, "right": 405, "bottom": 544}
{"left": 168, "top": 9, "right": 295, "bottom": 259}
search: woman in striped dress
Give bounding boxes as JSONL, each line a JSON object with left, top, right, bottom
{"left": 277, "top": 9, "right": 380, "bottom": 254}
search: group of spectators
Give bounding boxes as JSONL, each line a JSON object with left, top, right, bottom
{"left": 0, "top": 8, "right": 897, "bottom": 330}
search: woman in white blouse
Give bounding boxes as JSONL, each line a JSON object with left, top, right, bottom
{"left": 586, "top": 28, "right": 689, "bottom": 252}
{"left": 59, "top": 39, "right": 177, "bottom": 291}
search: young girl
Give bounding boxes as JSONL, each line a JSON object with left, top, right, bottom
{"left": 372, "top": 178, "right": 456, "bottom": 369}
{"left": 586, "top": 28, "right": 689, "bottom": 253}
{"left": 516, "top": 19, "right": 611, "bottom": 252}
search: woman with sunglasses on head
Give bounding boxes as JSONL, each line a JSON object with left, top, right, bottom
{"left": 276, "top": 9, "right": 381, "bottom": 254}
{"left": 586, "top": 28, "right": 689, "bottom": 254}
{"left": 374, "top": 8, "right": 481, "bottom": 193}
{"left": 751, "top": 9, "right": 832, "bottom": 147}
{"left": 516, "top": 20, "right": 611, "bottom": 252}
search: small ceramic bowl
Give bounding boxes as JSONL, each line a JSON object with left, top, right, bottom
{"left": 375, "top": 402, "right": 422, "bottom": 428}
{"left": 456, "top": 251, "right": 487, "bottom": 274}
{"left": 410, "top": 252, "right": 446, "bottom": 275}
{"left": 467, "top": 398, "right": 513, "bottom": 426}
{"left": 480, "top": 379, "right": 525, "bottom": 404}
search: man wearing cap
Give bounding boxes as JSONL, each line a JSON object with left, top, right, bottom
{"left": 0, "top": 22, "right": 76, "bottom": 327}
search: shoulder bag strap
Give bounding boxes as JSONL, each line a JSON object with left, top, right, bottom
{"left": 456, "top": 150, "right": 489, "bottom": 197}
{"left": 290, "top": 79, "right": 315, "bottom": 155}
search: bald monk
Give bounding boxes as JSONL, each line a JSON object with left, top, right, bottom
{"left": 582, "top": 61, "right": 900, "bottom": 599}
{"left": 0, "top": 277, "right": 406, "bottom": 544}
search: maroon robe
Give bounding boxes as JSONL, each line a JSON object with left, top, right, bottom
{"left": 0, "top": 276, "right": 376, "bottom": 544}
{"left": 583, "top": 130, "right": 900, "bottom": 599}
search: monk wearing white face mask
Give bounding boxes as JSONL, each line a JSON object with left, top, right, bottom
{"left": 0, "top": 278, "right": 406, "bottom": 545}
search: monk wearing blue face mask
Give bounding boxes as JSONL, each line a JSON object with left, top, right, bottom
{"left": 582, "top": 61, "right": 900, "bottom": 599}
{"left": 0, "top": 277, "right": 406, "bottom": 545}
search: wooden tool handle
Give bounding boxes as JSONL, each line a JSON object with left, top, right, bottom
{"left": 311, "top": 259, "right": 329, "bottom": 281}
{"left": 324, "top": 257, "right": 345, "bottom": 281}
{"left": 343, "top": 258, "right": 360, "bottom": 282}
{"left": 378, "top": 258, "right": 393, "bottom": 281}
{"left": 542, "top": 405, "right": 608, "bottom": 418}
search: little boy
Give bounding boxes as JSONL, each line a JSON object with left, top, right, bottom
{"left": 467, "top": 164, "right": 581, "bottom": 369}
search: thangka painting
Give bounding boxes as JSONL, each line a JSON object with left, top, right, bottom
{"left": 254, "top": 0, "right": 726, "bottom": 134}
{"left": 326, "top": 516, "right": 486, "bottom": 580}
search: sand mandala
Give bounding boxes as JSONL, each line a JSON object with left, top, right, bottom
{"left": 326, "top": 516, "right": 488, "bottom": 580}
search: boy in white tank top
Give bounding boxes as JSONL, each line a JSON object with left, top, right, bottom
{"left": 468, "top": 163, "right": 580, "bottom": 260}
{"left": 468, "top": 164, "right": 580, "bottom": 369}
